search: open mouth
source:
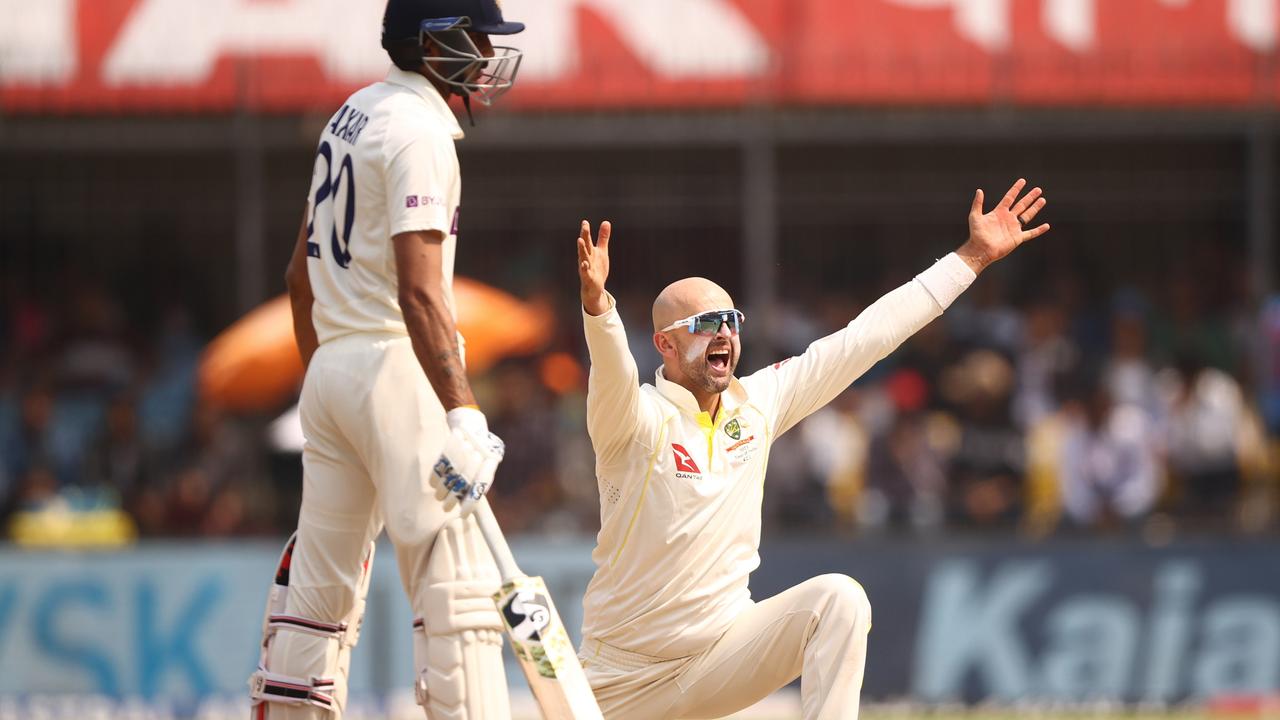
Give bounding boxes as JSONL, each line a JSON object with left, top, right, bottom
{"left": 707, "top": 348, "right": 731, "bottom": 373}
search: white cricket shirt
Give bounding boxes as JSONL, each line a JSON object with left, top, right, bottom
{"left": 579, "top": 255, "right": 976, "bottom": 659}
{"left": 306, "top": 67, "right": 464, "bottom": 344}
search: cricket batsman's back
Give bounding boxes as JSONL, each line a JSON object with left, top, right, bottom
{"left": 305, "top": 73, "right": 463, "bottom": 346}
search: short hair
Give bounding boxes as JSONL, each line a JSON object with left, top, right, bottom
{"left": 386, "top": 39, "right": 424, "bottom": 72}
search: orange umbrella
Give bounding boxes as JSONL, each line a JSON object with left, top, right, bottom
{"left": 199, "top": 278, "right": 554, "bottom": 412}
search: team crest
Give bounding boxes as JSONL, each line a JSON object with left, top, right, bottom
{"left": 724, "top": 418, "right": 741, "bottom": 440}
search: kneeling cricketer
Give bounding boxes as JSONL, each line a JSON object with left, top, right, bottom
{"left": 574, "top": 180, "right": 1049, "bottom": 719}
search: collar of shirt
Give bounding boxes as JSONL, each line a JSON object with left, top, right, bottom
{"left": 384, "top": 66, "right": 465, "bottom": 140}
{"left": 653, "top": 367, "right": 748, "bottom": 424}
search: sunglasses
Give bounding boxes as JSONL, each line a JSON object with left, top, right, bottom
{"left": 660, "top": 309, "right": 745, "bottom": 336}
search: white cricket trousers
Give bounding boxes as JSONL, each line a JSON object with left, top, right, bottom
{"left": 266, "top": 333, "right": 474, "bottom": 717}
{"left": 581, "top": 574, "right": 872, "bottom": 719}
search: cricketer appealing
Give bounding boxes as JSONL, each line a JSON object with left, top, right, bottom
{"left": 574, "top": 180, "right": 1050, "bottom": 719}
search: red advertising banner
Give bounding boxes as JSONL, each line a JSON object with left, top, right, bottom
{"left": 1, "top": 0, "right": 1277, "bottom": 113}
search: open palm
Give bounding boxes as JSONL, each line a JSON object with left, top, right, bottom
{"left": 963, "top": 179, "right": 1050, "bottom": 268}
{"left": 577, "top": 220, "right": 612, "bottom": 316}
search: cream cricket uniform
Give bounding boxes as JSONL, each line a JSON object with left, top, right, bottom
{"left": 578, "top": 255, "right": 976, "bottom": 719}
{"left": 266, "top": 68, "right": 507, "bottom": 719}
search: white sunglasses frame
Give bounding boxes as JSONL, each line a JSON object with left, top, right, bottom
{"left": 660, "top": 308, "right": 746, "bottom": 335}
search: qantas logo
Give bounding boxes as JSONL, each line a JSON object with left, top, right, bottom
{"left": 671, "top": 443, "right": 701, "bottom": 475}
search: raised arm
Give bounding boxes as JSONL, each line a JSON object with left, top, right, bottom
{"left": 758, "top": 179, "right": 1050, "bottom": 436}
{"left": 579, "top": 220, "right": 661, "bottom": 463}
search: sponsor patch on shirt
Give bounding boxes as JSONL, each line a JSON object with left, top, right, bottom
{"left": 406, "top": 195, "right": 447, "bottom": 209}
{"left": 672, "top": 443, "right": 701, "bottom": 479}
{"left": 725, "top": 416, "right": 759, "bottom": 463}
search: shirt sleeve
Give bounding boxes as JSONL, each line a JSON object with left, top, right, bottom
{"left": 744, "top": 253, "right": 976, "bottom": 437}
{"left": 383, "top": 119, "right": 458, "bottom": 238}
{"left": 584, "top": 295, "right": 664, "bottom": 467}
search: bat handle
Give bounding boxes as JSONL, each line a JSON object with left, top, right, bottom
{"left": 473, "top": 498, "right": 522, "bottom": 583}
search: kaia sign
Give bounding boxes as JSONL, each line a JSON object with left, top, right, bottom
{"left": 755, "top": 537, "right": 1280, "bottom": 703}
{"left": 913, "top": 559, "right": 1280, "bottom": 702}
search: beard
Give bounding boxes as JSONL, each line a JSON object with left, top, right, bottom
{"left": 678, "top": 338, "right": 736, "bottom": 395}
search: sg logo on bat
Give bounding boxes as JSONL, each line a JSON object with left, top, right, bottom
{"left": 496, "top": 577, "right": 576, "bottom": 680}
{"left": 503, "top": 587, "right": 551, "bottom": 642}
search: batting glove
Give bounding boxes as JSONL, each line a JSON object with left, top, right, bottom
{"left": 432, "top": 406, "right": 504, "bottom": 516}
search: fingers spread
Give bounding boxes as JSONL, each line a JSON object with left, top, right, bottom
{"left": 599, "top": 220, "right": 612, "bottom": 250}
{"left": 1011, "top": 186, "right": 1042, "bottom": 216}
{"left": 999, "top": 178, "right": 1026, "bottom": 210}
{"left": 1020, "top": 197, "right": 1047, "bottom": 225}
{"left": 1021, "top": 223, "right": 1051, "bottom": 242}
{"left": 970, "top": 188, "right": 984, "bottom": 216}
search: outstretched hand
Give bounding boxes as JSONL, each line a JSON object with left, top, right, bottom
{"left": 577, "top": 220, "right": 612, "bottom": 316}
{"left": 957, "top": 179, "right": 1050, "bottom": 274}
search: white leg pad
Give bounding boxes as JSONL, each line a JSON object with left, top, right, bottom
{"left": 249, "top": 533, "right": 375, "bottom": 719}
{"left": 413, "top": 515, "right": 509, "bottom": 720}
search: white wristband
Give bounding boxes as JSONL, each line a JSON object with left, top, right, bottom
{"left": 915, "top": 252, "right": 977, "bottom": 310}
{"left": 446, "top": 406, "right": 487, "bottom": 434}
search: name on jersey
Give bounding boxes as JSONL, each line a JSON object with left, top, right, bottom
{"left": 327, "top": 104, "right": 369, "bottom": 146}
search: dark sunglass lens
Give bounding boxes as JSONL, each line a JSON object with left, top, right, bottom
{"left": 693, "top": 315, "right": 721, "bottom": 334}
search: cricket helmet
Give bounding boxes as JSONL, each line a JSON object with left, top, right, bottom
{"left": 381, "top": 0, "right": 524, "bottom": 106}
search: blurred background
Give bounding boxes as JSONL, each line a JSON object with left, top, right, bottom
{"left": 2, "top": 1, "right": 1279, "bottom": 718}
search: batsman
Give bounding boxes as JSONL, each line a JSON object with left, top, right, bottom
{"left": 249, "top": 1, "right": 526, "bottom": 717}
{"left": 574, "top": 180, "right": 1050, "bottom": 719}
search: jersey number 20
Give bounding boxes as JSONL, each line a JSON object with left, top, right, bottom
{"left": 307, "top": 140, "right": 355, "bottom": 269}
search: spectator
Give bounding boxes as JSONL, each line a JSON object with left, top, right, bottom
{"left": 802, "top": 388, "right": 868, "bottom": 528}
{"left": 862, "top": 410, "right": 947, "bottom": 533}
{"left": 1105, "top": 296, "right": 1161, "bottom": 419}
{"left": 2, "top": 385, "right": 57, "bottom": 485}
{"left": 487, "top": 361, "right": 563, "bottom": 533}
{"left": 1057, "top": 368, "right": 1162, "bottom": 530}
{"left": 1013, "top": 301, "right": 1078, "bottom": 429}
{"left": 942, "top": 350, "right": 1023, "bottom": 528}
{"left": 81, "top": 393, "right": 150, "bottom": 497}
{"left": 1162, "top": 355, "right": 1248, "bottom": 524}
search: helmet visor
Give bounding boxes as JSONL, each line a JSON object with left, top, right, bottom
{"left": 421, "top": 28, "right": 522, "bottom": 106}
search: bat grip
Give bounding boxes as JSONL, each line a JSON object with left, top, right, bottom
{"left": 473, "top": 498, "right": 522, "bottom": 583}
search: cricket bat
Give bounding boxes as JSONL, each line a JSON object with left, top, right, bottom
{"left": 473, "top": 499, "right": 604, "bottom": 719}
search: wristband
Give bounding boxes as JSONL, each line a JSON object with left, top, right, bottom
{"left": 446, "top": 406, "right": 487, "bottom": 434}
{"left": 915, "top": 252, "right": 977, "bottom": 310}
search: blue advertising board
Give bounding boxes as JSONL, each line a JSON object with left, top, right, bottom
{"left": 0, "top": 536, "right": 1275, "bottom": 705}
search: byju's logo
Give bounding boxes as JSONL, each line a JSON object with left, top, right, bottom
{"left": 672, "top": 444, "right": 701, "bottom": 475}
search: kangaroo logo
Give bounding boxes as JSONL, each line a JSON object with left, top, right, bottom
{"left": 672, "top": 444, "right": 701, "bottom": 474}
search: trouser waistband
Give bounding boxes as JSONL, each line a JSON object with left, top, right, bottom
{"left": 581, "top": 638, "right": 682, "bottom": 672}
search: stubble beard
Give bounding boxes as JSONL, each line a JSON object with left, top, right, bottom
{"left": 679, "top": 340, "right": 734, "bottom": 395}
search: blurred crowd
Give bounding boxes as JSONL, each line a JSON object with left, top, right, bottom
{"left": 0, "top": 281, "right": 276, "bottom": 540}
{"left": 2, "top": 261, "right": 1279, "bottom": 543}
{"left": 758, "top": 264, "right": 1280, "bottom": 538}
